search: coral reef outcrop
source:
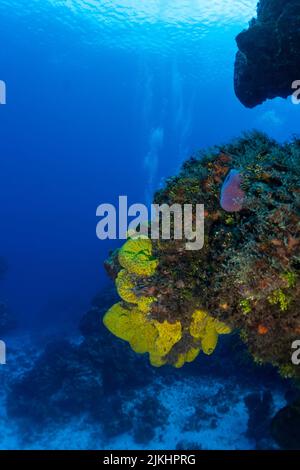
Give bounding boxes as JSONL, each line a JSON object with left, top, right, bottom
{"left": 104, "top": 131, "right": 300, "bottom": 377}
{"left": 104, "top": 240, "right": 231, "bottom": 368}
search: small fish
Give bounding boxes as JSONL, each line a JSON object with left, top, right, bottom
{"left": 220, "top": 169, "right": 245, "bottom": 212}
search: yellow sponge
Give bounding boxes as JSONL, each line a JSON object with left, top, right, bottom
{"left": 185, "top": 346, "right": 201, "bottom": 363}
{"left": 149, "top": 353, "right": 167, "bottom": 368}
{"left": 137, "top": 296, "right": 157, "bottom": 313}
{"left": 103, "top": 303, "right": 158, "bottom": 353}
{"left": 116, "top": 269, "right": 157, "bottom": 312}
{"left": 202, "top": 328, "right": 218, "bottom": 355}
{"left": 153, "top": 320, "right": 182, "bottom": 357}
{"left": 103, "top": 302, "right": 135, "bottom": 342}
{"left": 190, "top": 309, "right": 231, "bottom": 356}
{"left": 118, "top": 238, "right": 158, "bottom": 277}
{"left": 116, "top": 270, "right": 138, "bottom": 304}
{"left": 129, "top": 315, "right": 158, "bottom": 354}
{"left": 190, "top": 309, "right": 207, "bottom": 339}
{"left": 214, "top": 319, "right": 232, "bottom": 335}
{"left": 103, "top": 303, "right": 230, "bottom": 367}
{"left": 174, "top": 346, "right": 202, "bottom": 368}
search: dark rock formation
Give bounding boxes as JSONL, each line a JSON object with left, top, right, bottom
{"left": 271, "top": 397, "right": 300, "bottom": 449}
{"left": 5, "top": 284, "right": 292, "bottom": 446}
{"left": 234, "top": 0, "right": 300, "bottom": 108}
{"left": 244, "top": 391, "right": 274, "bottom": 448}
{"left": 6, "top": 289, "right": 160, "bottom": 441}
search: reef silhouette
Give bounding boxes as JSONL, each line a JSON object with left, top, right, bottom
{"left": 234, "top": 0, "right": 300, "bottom": 108}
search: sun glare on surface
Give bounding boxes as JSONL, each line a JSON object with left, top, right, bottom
{"left": 65, "top": 0, "right": 257, "bottom": 24}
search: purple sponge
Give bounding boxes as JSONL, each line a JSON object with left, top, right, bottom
{"left": 220, "top": 169, "right": 245, "bottom": 212}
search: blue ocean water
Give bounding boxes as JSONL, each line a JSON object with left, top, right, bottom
{"left": 0, "top": 0, "right": 298, "bottom": 450}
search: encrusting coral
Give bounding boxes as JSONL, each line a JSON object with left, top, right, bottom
{"left": 104, "top": 132, "right": 300, "bottom": 376}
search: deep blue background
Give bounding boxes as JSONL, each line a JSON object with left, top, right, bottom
{"left": 0, "top": 0, "right": 299, "bottom": 331}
